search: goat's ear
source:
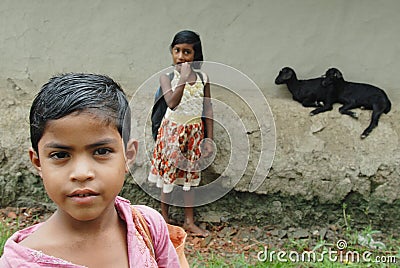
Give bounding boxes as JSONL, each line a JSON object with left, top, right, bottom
{"left": 334, "top": 71, "right": 342, "bottom": 79}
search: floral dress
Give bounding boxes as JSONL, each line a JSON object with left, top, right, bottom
{"left": 148, "top": 69, "right": 206, "bottom": 193}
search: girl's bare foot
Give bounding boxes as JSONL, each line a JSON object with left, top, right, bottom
{"left": 183, "top": 222, "right": 209, "bottom": 237}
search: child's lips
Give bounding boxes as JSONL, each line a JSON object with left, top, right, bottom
{"left": 67, "top": 189, "right": 100, "bottom": 204}
{"left": 68, "top": 189, "right": 99, "bottom": 197}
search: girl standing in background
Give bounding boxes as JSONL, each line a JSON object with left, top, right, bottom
{"left": 148, "top": 30, "right": 213, "bottom": 237}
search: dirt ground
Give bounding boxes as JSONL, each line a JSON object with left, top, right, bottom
{"left": 1, "top": 206, "right": 398, "bottom": 266}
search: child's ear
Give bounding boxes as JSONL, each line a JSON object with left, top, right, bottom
{"left": 29, "top": 147, "right": 43, "bottom": 178}
{"left": 125, "top": 139, "right": 138, "bottom": 172}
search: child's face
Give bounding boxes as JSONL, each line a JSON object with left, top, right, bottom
{"left": 171, "top": 43, "right": 195, "bottom": 68}
{"left": 29, "top": 111, "right": 137, "bottom": 222}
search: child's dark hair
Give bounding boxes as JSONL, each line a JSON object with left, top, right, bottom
{"left": 30, "top": 73, "right": 131, "bottom": 153}
{"left": 170, "top": 30, "right": 203, "bottom": 69}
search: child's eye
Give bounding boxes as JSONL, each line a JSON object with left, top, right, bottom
{"left": 50, "top": 152, "right": 69, "bottom": 159}
{"left": 94, "top": 148, "right": 112, "bottom": 155}
{"left": 184, "top": 50, "right": 192, "bottom": 55}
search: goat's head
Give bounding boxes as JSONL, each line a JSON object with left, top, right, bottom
{"left": 322, "top": 68, "right": 343, "bottom": 87}
{"left": 275, "top": 67, "right": 295, "bottom": 84}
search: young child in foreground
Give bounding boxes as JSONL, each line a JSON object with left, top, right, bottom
{"left": 0, "top": 73, "right": 180, "bottom": 267}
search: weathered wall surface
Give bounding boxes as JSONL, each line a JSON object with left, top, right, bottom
{"left": 1, "top": 0, "right": 399, "bottom": 229}
{"left": 1, "top": 0, "right": 400, "bottom": 101}
{"left": 0, "top": 78, "right": 399, "bottom": 230}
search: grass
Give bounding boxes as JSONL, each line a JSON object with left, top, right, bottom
{"left": 189, "top": 224, "right": 400, "bottom": 268}
{"left": 0, "top": 220, "right": 13, "bottom": 256}
{"left": 190, "top": 245, "right": 399, "bottom": 268}
{"left": 1, "top": 216, "right": 398, "bottom": 267}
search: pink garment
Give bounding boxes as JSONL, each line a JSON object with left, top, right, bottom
{"left": 0, "top": 196, "right": 180, "bottom": 268}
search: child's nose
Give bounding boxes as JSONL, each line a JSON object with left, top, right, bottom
{"left": 70, "top": 158, "right": 95, "bottom": 181}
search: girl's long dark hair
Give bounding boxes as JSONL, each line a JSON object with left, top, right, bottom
{"left": 170, "top": 30, "right": 203, "bottom": 69}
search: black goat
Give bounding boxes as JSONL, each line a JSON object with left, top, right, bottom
{"left": 322, "top": 68, "right": 391, "bottom": 139}
{"left": 275, "top": 67, "right": 337, "bottom": 115}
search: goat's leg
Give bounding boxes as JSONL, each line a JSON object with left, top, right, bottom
{"left": 310, "top": 103, "right": 333, "bottom": 116}
{"left": 339, "top": 103, "right": 358, "bottom": 118}
{"left": 360, "top": 104, "right": 385, "bottom": 139}
{"left": 302, "top": 98, "right": 321, "bottom": 108}
{"left": 310, "top": 93, "right": 335, "bottom": 115}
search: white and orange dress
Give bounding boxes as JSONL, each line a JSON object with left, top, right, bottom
{"left": 148, "top": 69, "right": 206, "bottom": 193}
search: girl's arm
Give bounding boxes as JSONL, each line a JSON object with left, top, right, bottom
{"left": 161, "top": 63, "right": 192, "bottom": 109}
{"left": 203, "top": 75, "right": 213, "bottom": 140}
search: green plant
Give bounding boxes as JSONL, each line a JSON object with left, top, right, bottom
{"left": 283, "top": 238, "right": 310, "bottom": 252}
{"left": 342, "top": 203, "right": 351, "bottom": 232}
{"left": 312, "top": 239, "right": 333, "bottom": 252}
{"left": 0, "top": 220, "right": 13, "bottom": 255}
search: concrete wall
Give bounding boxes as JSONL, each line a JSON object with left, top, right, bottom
{"left": 1, "top": 0, "right": 399, "bottom": 229}
{"left": 1, "top": 0, "right": 400, "bottom": 102}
